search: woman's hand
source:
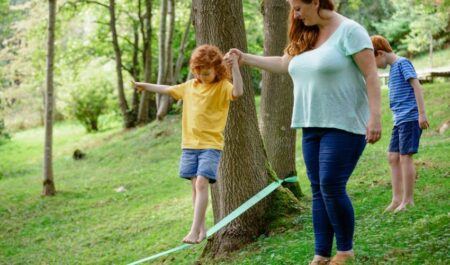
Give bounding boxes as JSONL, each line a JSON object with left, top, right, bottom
{"left": 225, "top": 48, "right": 244, "bottom": 65}
{"left": 366, "top": 115, "right": 382, "bottom": 144}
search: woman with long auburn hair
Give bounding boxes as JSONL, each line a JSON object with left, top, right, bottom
{"left": 226, "top": 0, "right": 381, "bottom": 264}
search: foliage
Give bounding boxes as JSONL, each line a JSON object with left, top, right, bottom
{"left": 374, "top": 0, "right": 450, "bottom": 55}
{"left": 0, "top": 0, "right": 449, "bottom": 131}
{"left": 336, "top": 0, "right": 394, "bottom": 34}
{"left": 67, "top": 72, "right": 115, "bottom": 132}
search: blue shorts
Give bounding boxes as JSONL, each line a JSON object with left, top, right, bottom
{"left": 179, "top": 149, "right": 222, "bottom": 183}
{"left": 389, "top": 121, "right": 422, "bottom": 155}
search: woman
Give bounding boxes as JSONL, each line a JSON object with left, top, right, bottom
{"left": 227, "top": 0, "right": 381, "bottom": 264}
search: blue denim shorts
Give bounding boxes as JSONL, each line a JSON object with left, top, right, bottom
{"left": 179, "top": 149, "right": 222, "bottom": 183}
{"left": 389, "top": 121, "right": 422, "bottom": 155}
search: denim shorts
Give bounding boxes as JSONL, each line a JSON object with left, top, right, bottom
{"left": 389, "top": 121, "right": 422, "bottom": 155}
{"left": 179, "top": 149, "right": 222, "bottom": 183}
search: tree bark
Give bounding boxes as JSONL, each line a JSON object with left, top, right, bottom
{"left": 137, "top": 0, "right": 156, "bottom": 124}
{"left": 131, "top": 21, "right": 140, "bottom": 119}
{"left": 157, "top": 0, "right": 175, "bottom": 120}
{"left": 174, "top": 9, "right": 192, "bottom": 83}
{"left": 192, "top": 0, "right": 302, "bottom": 259}
{"left": 156, "top": 0, "right": 167, "bottom": 116}
{"left": 261, "top": 0, "right": 302, "bottom": 198}
{"left": 108, "top": 0, "right": 135, "bottom": 128}
{"left": 43, "top": 0, "right": 57, "bottom": 196}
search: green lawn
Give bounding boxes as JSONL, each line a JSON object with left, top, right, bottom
{"left": 0, "top": 82, "right": 449, "bottom": 265}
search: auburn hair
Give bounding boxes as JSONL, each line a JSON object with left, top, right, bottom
{"left": 285, "top": 0, "right": 335, "bottom": 56}
{"left": 371, "top": 35, "right": 393, "bottom": 56}
{"left": 189, "top": 44, "right": 230, "bottom": 82}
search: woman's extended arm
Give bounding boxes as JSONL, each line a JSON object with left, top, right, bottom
{"left": 227, "top": 48, "right": 291, "bottom": 74}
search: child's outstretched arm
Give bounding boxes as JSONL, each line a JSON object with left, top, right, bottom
{"left": 229, "top": 54, "right": 244, "bottom": 98}
{"left": 132, "top": 80, "right": 171, "bottom": 95}
{"left": 409, "top": 78, "right": 429, "bottom": 129}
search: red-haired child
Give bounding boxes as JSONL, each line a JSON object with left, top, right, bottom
{"left": 133, "top": 44, "right": 243, "bottom": 243}
{"left": 371, "top": 35, "right": 429, "bottom": 213}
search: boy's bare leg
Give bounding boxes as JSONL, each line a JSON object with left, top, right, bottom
{"left": 395, "top": 154, "right": 415, "bottom": 212}
{"left": 191, "top": 177, "right": 197, "bottom": 207}
{"left": 385, "top": 152, "right": 403, "bottom": 212}
{"left": 183, "top": 176, "right": 209, "bottom": 244}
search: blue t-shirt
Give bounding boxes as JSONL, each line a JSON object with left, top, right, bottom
{"left": 288, "top": 19, "right": 373, "bottom": 135}
{"left": 388, "top": 57, "right": 419, "bottom": 125}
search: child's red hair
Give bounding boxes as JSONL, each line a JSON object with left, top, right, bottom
{"left": 371, "top": 35, "right": 393, "bottom": 56}
{"left": 190, "top": 44, "right": 230, "bottom": 82}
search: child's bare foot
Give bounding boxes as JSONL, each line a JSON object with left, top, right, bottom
{"left": 383, "top": 200, "right": 401, "bottom": 213}
{"left": 182, "top": 231, "right": 199, "bottom": 244}
{"left": 394, "top": 201, "right": 414, "bottom": 213}
{"left": 197, "top": 228, "right": 207, "bottom": 243}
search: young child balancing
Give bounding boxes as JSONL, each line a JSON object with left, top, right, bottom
{"left": 133, "top": 44, "right": 243, "bottom": 243}
{"left": 371, "top": 35, "right": 429, "bottom": 213}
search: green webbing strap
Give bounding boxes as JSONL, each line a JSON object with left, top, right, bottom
{"left": 127, "top": 176, "right": 298, "bottom": 265}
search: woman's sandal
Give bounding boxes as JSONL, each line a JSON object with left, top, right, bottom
{"left": 329, "top": 253, "right": 354, "bottom": 265}
{"left": 309, "top": 259, "right": 330, "bottom": 265}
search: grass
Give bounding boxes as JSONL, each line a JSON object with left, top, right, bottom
{"left": 409, "top": 48, "right": 450, "bottom": 70}
{"left": 0, "top": 82, "right": 449, "bottom": 265}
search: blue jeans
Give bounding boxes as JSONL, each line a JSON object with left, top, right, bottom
{"left": 302, "top": 128, "right": 366, "bottom": 257}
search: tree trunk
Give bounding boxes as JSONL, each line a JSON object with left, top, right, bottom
{"left": 192, "top": 0, "right": 302, "bottom": 259}
{"left": 43, "top": 0, "right": 57, "bottom": 196}
{"left": 261, "top": 0, "right": 302, "bottom": 198}
{"left": 156, "top": 0, "right": 167, "bottom": 116}
{"left": 429, "top": 31, "right": 433, "bottom": 69}
{"left": 108, "top": 0, "right": 135, "bottom": 128}
{"left": 157, "top": 0, "right": 175, "bottom": 120}
{"left": 131, "top": 21, "right": 140, "bottom": 119}
{"left": 174, "top": 9, "right": 192, "bottom": 83}
{"left": 137, "top": 0, "right": 156, "bottom": 124}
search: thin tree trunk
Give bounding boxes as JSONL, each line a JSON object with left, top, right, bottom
{"left": 137, "top": 0, "right": 156, "bottom": 124}
{"left": 131, "top": 21, "right": 140, "bottom": 118}
{"left": 261, "top": 0, "right": 302, "bottom": 198}
{"left": 193, "top": 0, "right": 301, "bottom": 258}
{"left": 43, "top": 0, "right": 57, "bottom": 196}
{"left": 174, "top": 9, "right": 192, "bottom": 83}
{"left": 157, "top": 0, "right": 175, "bottom": 120}
{"left": 108, "top": 0, "right": 135, "bottom": 128}
{"left": 429, "top": 31, "right": 433, "bottom": 68}
{"left": 156, "top": 0, "right": 167, "bottom": 115}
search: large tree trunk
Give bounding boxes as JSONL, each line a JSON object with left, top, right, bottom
{"left": 157, "top": 0, "right": 175, "bottom": 120}
{"left": 137, "top": 0, "right": 156, "bottom": 124}
{"left": 261, "top": 0, "right": 302, "bottom": 198}
{"left": 193, "top": 0, "right": 301, "bottom": 259}
{"left": 43, "top": 0, "right": 57, "bottom": 196}
{"left": 108, "top": 0, "right": 135, "bottom": 128}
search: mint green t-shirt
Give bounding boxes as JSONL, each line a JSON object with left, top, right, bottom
{"left": 288, "top": 19, "right": 373, "bottom": 135}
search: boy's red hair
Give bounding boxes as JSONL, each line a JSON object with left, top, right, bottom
{"left": 371, "top": 35, "right": 393, "bottom": 55}
{"left": 190, "top": 44, "right": 230, "bottom": 82}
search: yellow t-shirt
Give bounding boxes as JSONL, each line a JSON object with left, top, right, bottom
{"left": 168, "top": 79, "right": 234, "bottom": 150}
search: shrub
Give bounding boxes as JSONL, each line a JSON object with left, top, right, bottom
{"left": 68, "top": 78, "right": 113, "bottom": 133}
